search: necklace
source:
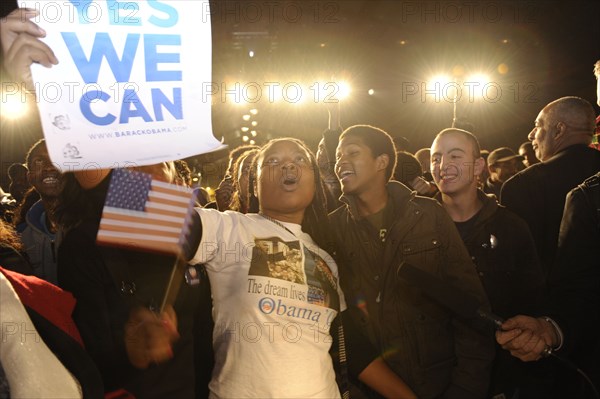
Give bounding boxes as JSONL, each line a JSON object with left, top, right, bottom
{"left": 259, "top": 213, "right": 297, "bottom": 236}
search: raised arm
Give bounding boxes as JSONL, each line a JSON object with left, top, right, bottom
{"left": 0, "top": 8, "right": 58, "bottom": 91}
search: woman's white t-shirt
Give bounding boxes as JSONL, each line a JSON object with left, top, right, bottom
{"left": 190, "top": 210, "right": 345, "bottom": 399}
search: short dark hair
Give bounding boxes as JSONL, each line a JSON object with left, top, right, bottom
{"left": 25, "top": 139, "right": 47, "bottom": 169}
{"left": 8, "top": 163, "right": 27, "bottom": 178}
{"left": 546, "top": 96, "right": 596, "bottom": 134}
{"left": 339, "top": 125, "right": 397, "bottom": 182}
{"left": 394, "top": 151, "right": 422, "bottom": 185}
{"left": 434, "top": 128, "right": 481, "bottom": 160}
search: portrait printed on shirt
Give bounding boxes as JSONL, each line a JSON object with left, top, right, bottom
{"left": 249, "top": 237, "right": 339, "bottom": 310}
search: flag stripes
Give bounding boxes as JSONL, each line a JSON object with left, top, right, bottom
{"left": 96, "top": 169, "right": 195, "bottom": 255}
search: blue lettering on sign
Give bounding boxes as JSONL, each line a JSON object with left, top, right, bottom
{"left": 68, "top": 0, "right": 94, "bottom": 24}
{"left": 120, "top": 89, "right": 152, "bottom": 123}
{"left": 79, "top": 88, "right": 183, "bottom": 125}
{"left": 65, "top": 1, "right": 185, "bottom": 126}
{"left": 80, "top": 90, "right": 116, "bottom": 125}
{"left": 68, "top": 0, "right": 178, "bottom": 27}
{"left": 148, "top": 0, "right": 179, "bottom": 27}
{"left": 107, "top": 0, "right": 141, "bottom": 26}
{"left": 152, "top": 88, "right": 183, "bottom": 120}
{"left": 144, "top": 35, "right": 182, "bottom": 82}
{"left": 63, "top": 32, "right": 139, "bottom": 84}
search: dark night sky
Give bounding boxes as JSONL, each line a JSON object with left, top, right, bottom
{"left": 1, "top": 0, "right": 599, "bottom": 189}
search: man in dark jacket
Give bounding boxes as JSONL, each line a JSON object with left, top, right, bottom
{"left": 331, "top": 125, "right": 494, "bottom": 399}
{"left": 500, "top": 96, "right": 600, "bottom": 278}
{"left": 431, "top": 128, "right": 545, "bottom": 397}
{"left": 17, "top": 139, "right": 64, "bottom": 285}
{"left": 497, "top": 172, "right": 600, "bottom": 398}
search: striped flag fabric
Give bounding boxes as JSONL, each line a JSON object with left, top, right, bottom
{"left": 96, "top": 168, "right": 195, "bottom": 255}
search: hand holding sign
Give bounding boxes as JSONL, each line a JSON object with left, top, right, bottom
{"left": 0, "top": 8, "right": 58, "bottom": 91}
{"left": 19, "top": 0, "right": 224, "bottom": 170}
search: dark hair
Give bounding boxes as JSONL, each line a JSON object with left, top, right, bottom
{"left": 7, "top": 163, "right": 27, "bottom": 179}
{"left": 546, "top": 96, "right": 596, "bottom": 134}
{"left": 173, "top": 159, "right": 192, "bottom": 187}
{"left": 230, "top": 149, "right": 259, "bottom": 213}
{"left": 394, "top": 151, "right": 423, "bottom": 185}
{"left": 227, "top": 145, "right": 260, "bottom": 174}
{"left": 12, "top": 187, "right": 40, "bottom": 226}
{"left": 435, "top": 128, "right": 482, "bottom": 159}
{"left": 1, "top": 218, "right": 23, "bottom": 251}
{"left": 25, "top": 139, "right": 47, "bottom": 169}
{"left": 253, "top": 138, "right": 334, "bottom": 253}
{"left": 339, "top": 125, "right": 398, "bottom": 181}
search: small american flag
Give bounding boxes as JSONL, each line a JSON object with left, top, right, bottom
{"left": 96, "top": 169, "right": 195, "bottom": 255}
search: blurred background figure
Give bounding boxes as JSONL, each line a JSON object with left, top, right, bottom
{"left": 484, "top": 147, "right": 522, "bottom": 198}
{"left": 173, "top": 159, "right": 193, "bottom": 187}
{"left": 228, "top": 148, "right": 259, "bottom": 214}
{"left": 213, "top": 145, "right": 259, "bottom": 211}
{"left": 7, "top": 163, "right": 30, "bottom": 205}
{"left": 518, "top": 142, "right": 540, "bottom": 168}
{"left": 15, "top": 139, "right": 64, "bottom": 285}
{"left": 316, "top": 101, "right": 343, "bottom": 212}
{"left": 394, "top": 151, "right": 437, "bottom": 197}
{"left": 414, "top": 148, "right": 433, "bottom": 181}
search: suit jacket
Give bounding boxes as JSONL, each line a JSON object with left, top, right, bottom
{"left": 500, "top": 144, "right": 600, "bottom": 278}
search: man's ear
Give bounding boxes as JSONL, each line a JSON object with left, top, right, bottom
{"left": 376, "top": 154, "right": 389, "bottom": 173}
{"left": 555, "top": 121, "right": 567, "bottom": 139}
{"left": 474, "top": 157, "right": 485, "bottom": 177}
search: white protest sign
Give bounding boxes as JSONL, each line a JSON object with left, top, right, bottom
{"left": 22, "top": 0, "right": 224, "bottom": 170}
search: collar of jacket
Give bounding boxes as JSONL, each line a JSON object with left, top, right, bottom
{"left": 25, "top": 200, "right": 49, "bottom": 232}
{"left": 339, "top": 181, "right": 416, "bottom": 221}
{"left": 434, "top": 188, "right": 500, "bottom": 224}
{"left": 544, "top": 143, "right": 594, "bottom": 164}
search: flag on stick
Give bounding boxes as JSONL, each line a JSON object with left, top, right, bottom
{"left": 97, "top": 169, "right": 195, "bottom": 255}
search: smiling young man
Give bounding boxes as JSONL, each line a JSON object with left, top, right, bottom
{"left": 431, "top": 128, "right": 544, "bottom": 398}
{"left": 500, "top": 96, "right": 600, "bottom": 278}
{"left": 330, "top": 125, "right": 494, "bottom": 399}
{"left": 16, "top": 139, "right": 64, "bottom": 284}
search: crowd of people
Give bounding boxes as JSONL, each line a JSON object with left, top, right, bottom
{"left": 1, "top": 5, "right": 600, "bottom": 399}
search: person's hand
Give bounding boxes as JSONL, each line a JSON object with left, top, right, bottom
{"left": 409, "top": 176, "right": 437, "bottom": 196}
{"left": 124, "top": 305, "right": 179, "bottom": 369}
{"left": 495, "top": 315, "right": 558, "bottom": 361}
{"left": 0, "top": 8, "right": 58, "bottom": 91}
{"left": 215, "top": 176, "right": 234, "bottom": 211}
{"left": 325, "top": 99, "right": 341, "bottom": 130}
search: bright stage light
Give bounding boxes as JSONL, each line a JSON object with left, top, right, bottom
{"left": 248, "top": 50, "right": 255, "bottom": 58}
{"left": 249, "top": 108, "right": 258, "bottom": 115}
{"left": 428, "top": 75, "right": 452, "bottom": 87}
{"left": 241, "top": 127, "right": 249, "bottom": 132}
{"left": 465, "top": 74, "right": 491, "bottom": 87}
{"left": 242, "top": 135, "right": 249, "bottom": 142}
{"left": 337, "top": 81, "right": 351, "bottom": 100}
{"left": 465, "top": 74, "right": 492, "bottom": 99}
{"left": 251, "top": 130, "right": 257, "bottom": 137}
{"left": 2, "top": 94, "right": 28, "bottom": 120}
{"left": 250, "top": 140, "right": 256, "bottom": 145}
{"left": 242, "top": 114, "right": 251, "bottom": 121}
{"left": 251, "top": 121, "right": 258, "bottom": 126}
{"left": 368, "top": 89, "right": 375, "bottom": 96}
